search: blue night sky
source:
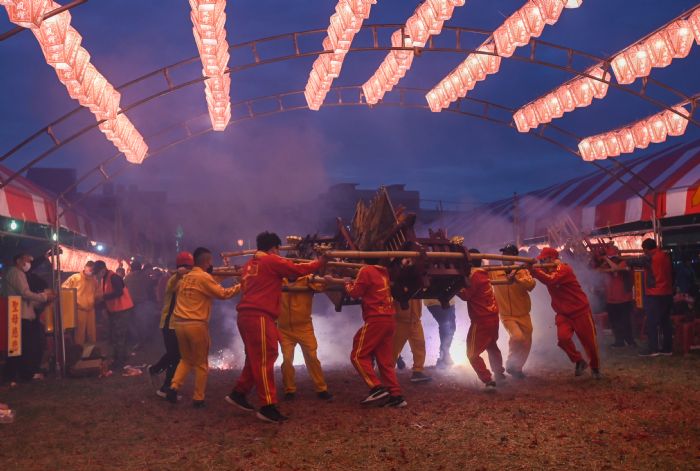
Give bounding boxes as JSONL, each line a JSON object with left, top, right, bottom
{"left": 1, "top": 0, "right": 698, "bottom": 208}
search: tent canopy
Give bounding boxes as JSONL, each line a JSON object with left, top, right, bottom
{"left": 447, "top": 139, "right": 700, "bottom": 245}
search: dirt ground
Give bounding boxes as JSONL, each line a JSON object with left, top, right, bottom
{"left": 1, "top": 343, "right": 700, "bottom": 471}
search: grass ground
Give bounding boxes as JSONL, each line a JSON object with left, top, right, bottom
{"left": 1, "top": 343, "right": 700, "bottom": 471}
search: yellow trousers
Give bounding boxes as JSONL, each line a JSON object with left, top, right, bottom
{"left": 279, "top": 323, "right": 328, "bottom": 393}
{"left": 171, "top": 321, "right": 210, "bottom": 401}
{"left": 393, "top": 320, "right": 426, "bottom": 372}
{"left": 501, "top": 315, "right": 533, "bottom": 373}
{"left": 74, "top": 308, "right": 96, "bottom": 346}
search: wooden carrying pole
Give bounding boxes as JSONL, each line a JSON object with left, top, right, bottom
{"left": 322, "top": 250, "right": 537, "bottom": 264}
{"left": 221, "top": 245, "right": 294, "bottom": 258}
{"left": 483, "top": 263, "right": 556, "bottom": 271}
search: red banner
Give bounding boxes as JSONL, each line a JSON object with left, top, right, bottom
{"left": 7, "top": 296, "right": 21, "bottom": 357}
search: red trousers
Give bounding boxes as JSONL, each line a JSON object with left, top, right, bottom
{"left": 555, "top": 311, "right": 600, "bottom": 370}
{"left": 467, "top": 321, "right": 504, "bottom": 384}
{"left": 351, "top": 319, "right": 401, "bottom": 396}
{"left": 233, "top": 312, "right": 279, "bottom": 406}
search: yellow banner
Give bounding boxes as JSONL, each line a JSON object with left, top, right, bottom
{"left": 7, "top": 295, "right": 21, "bottom": 357}
{"left": 633, "top": 270, "right": 644, "bottom": 309}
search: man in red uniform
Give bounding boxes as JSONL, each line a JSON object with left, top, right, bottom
{"left": 627, "top": 238, "right": 674, "bottom": 356}
{"left": 530, "top": 247, "right": 601, "bottom": 378}
{"left": 458, "top": 249, "right": 504, "bottom": 391}
{"left": 345, "top": 261, "right": 406, "bottom": 407}
{"left": 226, "top": 232, "right": 325, "bottom": 423}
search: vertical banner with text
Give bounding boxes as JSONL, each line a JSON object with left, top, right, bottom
{"left": 8, "top": 295, "right": 22, "bottom": 357}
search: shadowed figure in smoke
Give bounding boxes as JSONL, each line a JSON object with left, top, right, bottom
{"left": 529, "top": 247, "right": 601, "bottom": 379}
{"left": 226, "top": 231, "right": 326, "bottom": 424}
{"left": 147, "top": 251, "right": 194, "bottom": 398}
{"left": 457, "top": 248, "right": 505, "bottom": 392}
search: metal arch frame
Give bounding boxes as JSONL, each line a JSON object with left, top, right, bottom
{"left": 1, "top": 24, "right": 698, "bottom": 188}
{"left": 57, "top": 86, "right": 659, "bottom": 220}
{"left": 0, "top": 0, "right": 89, "bottom": 42}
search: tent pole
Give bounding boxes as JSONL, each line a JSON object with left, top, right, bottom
{"left": 53, "top": 198, "right": 66, "bottom": 378}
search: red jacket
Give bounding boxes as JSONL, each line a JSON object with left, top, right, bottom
{"left": 345, "top": 265, "right": 395, "bottom": 321}
{"left": 605, "top": 261, "right": 633, "bottom": 304}
{"left": 457, "top": 269, "right": 499, "bottom": 325}
{"left": 531, "top": 262, "right": 590, "bottom": 317}
{"left": 647, "top": 248, "right": 673, "bottom": 296}
{"left": 237, "top": 252, "right": 320, "bottom": 319}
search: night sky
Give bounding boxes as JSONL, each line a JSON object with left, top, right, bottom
{"left": 1, "top": 0, "right": 698, "bottom": 209}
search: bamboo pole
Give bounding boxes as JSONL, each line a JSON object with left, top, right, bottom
{"left": 221, "top": 245, "right": 294, "bottom": 258}
{"left": 321, "top": 250, "right": 538, "bottom": 264}
{"left": 483, "top": 263, "right": 556, "bottom": 271}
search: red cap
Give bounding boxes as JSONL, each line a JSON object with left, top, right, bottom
{"left": 537, "top": 247, "right": 559, "bottom": 260}
{"left": 175, "top": 251, "right": 194, "bottom": 267}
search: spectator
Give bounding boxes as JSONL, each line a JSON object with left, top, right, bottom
{"left": 602, "top": 246, "right": 637, "bottom": 348}
{"left": 423, "top": 299, "right": 456, "bottom": 368}
{"left": 94, "top": 260, "right": 134, "bottom": 370}
{"left": 628, "top": 239, "right": 674, "bottom": 357}
{"left": 62, "top": 261, "right": 100, "bottom": 346}
{"left": 2, "top": 253, "right": 54, "bottom": 384}
{"left": 124, "top": 261, "right": 157, "bottom": 350}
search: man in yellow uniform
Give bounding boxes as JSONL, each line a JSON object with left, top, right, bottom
{"left": 393, "top": 299, "right": 431, "bottom": 383}
{"left": 62, "top": 261, "right": 99, "bottom": 346}
{"left": 490, "top": 244, "right": 536, "bottom": 379}
{"left": 278, "top": 275, "right": 332, "bottom": 401}
{"left": 167, "top": 247, "right": 240, "bottom": 408}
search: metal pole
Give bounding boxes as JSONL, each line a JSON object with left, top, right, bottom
{"left": 53, "top": 199, "right": 66, "bottom": 377}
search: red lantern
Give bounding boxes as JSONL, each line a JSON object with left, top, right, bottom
{"left": 611, "top": 52, "right": 635, "bottom": 85}
{"left": 513, "top": 109, "right": 530, "bottom": 133}
{"left": 645, "top": 32, "right": 673, "bottom": 68}
{"left": 555, "top": 85, "right": 576, "bottom": 113}
{"left": 426, "top": 89, "right": 442, "bottom": 112}
{"left": 646, "top": 114, "right": 667, "bottom": 143}
{"left": 506, "top": 11, "right": 531, "bottom": 47}
{"left": 602, "top": 132, "right": 621, "bottom": 157}
{"left": 616, "top": 128, "right": 636, "bottom": 154}
{"left": 533, "top": 98, "right": 552, "bottom": 123}
{"left": 493, "top": 25, "right": 516, "bottom": 58}
{"left": 664, "top": 20, "right": 694, "bottom": 59}
{"left": 476, "top": 43, "right": 501, "bottom": 74}
{"left": 591, "top": 136, "right": 608, "bottom": 159}
{"left": 627, "top": 44, "right": 652, "bottom": 78}
{"left": 532, "top": 0, "right": 565, "bottom": 25}
{"left": 545, "top": 93, "right": 563, "bottom": 118}
{"left": 406, "top": 16, "right": 429, "bottom": 47}
{"left": 586, "top": 66, "right": 610, "bottom": 99}
{"left": 663, "top": 105, "right": 689, "bottom": 136}
{"left": 631, "top": 120, "right": 651, "bottom": 149}
{"left": 523, "top": 104, "right": 539, "bottom": 129}
{"left": 520, "top": 1, "right": 545, "bottom": 38}
{"left": 690, "top": 8, "right": 700, "bottom": 46}
{"left": 570, "top": 78, "right": 593, "bottom": 107}
{"left": 5, "top": 0, "right": 49, "bottom": 28}
{"left": 578, "top": 138, "right": 595, "bottom": 161}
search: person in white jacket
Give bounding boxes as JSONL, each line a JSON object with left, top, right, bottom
{"left": 2, "top": 253, "right": 54, "bottom": 383}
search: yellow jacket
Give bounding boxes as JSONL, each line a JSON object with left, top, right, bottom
{"left": 278, "top": 276, "right": 324, "bottom": 330}
{"left": 173, "top": 267, "right": 240, "bottom": 322}
{"left": 62, "top": 272, "right": 99, "bottom": 311}
{"left": 159, "top": 274, "right": 180, "bottom": 329}
{"left": 394, "top": 299, "right": 422, "bottom": 323}
{"left": 490, "top": 269, "right": 535, "bottom": 318}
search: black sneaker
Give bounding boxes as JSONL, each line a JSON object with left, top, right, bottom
{"left": 256, "top": 405, "right": 288, "bottom": 423}
{"left": 506, "top": 368, "right": 526, "bottom": 379}
{"left": 591, "top": 368, "right": 602, "bottom": 379}
{"left": 284, "top": 392, "right": 296, "bottom": 401}
{"left": 410, "top": 371, "right": 432, "bottom": 383}
{"left": 317, "top": 391, "right": 333, "bottom": 401}
{"left": 485, "top": 381, "right": 497, "bottom": 392}
{"left": 396, "top": 356, "right": 406, "bottom": 370}
{"left": 574, "top": 360, "right": 588, "bottom": 376}
{"left": 361, "top": 386, "right": 389, "bottom": 404}
{"left": 383, "top": 395, "right": 407, "bottom": 408}
{"left": 166, "top": 388, "right": 178, "bottom": 404}
{"left": 192, "top": 400, "right": 205, "bottom": 409}
{"left": 225, "top": 391, "right": 255, "bottom": 412}
{"left": 638, "top": 349, "right": 660, "bottom": 357}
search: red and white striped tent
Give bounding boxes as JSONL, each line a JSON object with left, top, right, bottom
{"left": 447, "top": 139, "right": 700, "bottom": 245}
{"left": 0, "top": 164, "right": 94, "bottom": 238}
